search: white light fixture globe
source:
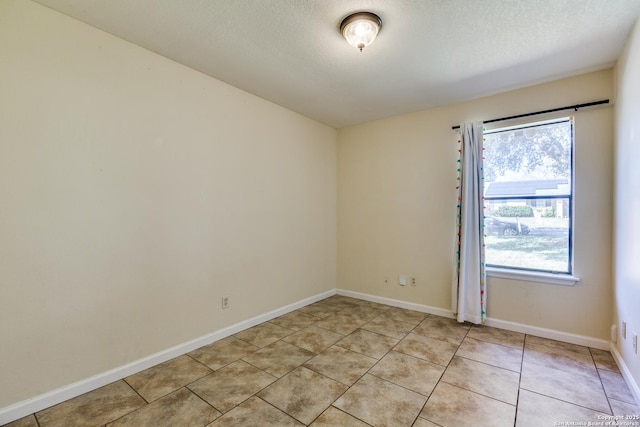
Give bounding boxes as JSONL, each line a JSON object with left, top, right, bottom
{"left": 340, "top": 12, "right": 382, "bottom": 52}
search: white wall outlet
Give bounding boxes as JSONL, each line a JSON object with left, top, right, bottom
{"left": 411, "top": 277, "right": 416, "bottom": 286}
{"left": 399, "top": 275, "right": 407, "bottom": 286}
{"left": 633, "top": 333, "right": 638, "bottom": 354}
{"left": 622, "top": 321, "right": 627, "bottom": 339}
{"left": 611, "top": 324, "right": 618, "bottom": 343}
{"left": 222, "top": 296, "right": 229, "bottom": 309}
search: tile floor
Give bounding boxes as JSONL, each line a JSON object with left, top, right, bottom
{"left": 5, "top": 295, "right": 639, "bottom": 427}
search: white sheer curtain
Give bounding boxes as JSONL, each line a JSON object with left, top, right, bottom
{"left": 452, "top": 121, "right": 486, "bottom": 324}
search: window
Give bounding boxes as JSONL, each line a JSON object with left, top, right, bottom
{"left": 483, "top": 118, "right": 573, "bottom": 275}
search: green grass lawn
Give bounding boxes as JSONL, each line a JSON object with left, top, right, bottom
{"left": 485, "top": 235, "right": 569, "bottom": 272}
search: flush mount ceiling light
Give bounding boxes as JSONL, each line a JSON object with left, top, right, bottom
{"left": 340, "top": 12, "right": 382, "bottom": 52}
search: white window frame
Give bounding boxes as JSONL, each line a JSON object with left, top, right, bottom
{"left": 483, "top": 117, "right": 579, "bottom": 286}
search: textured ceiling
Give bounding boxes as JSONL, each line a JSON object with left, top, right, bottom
{"left": 35, "top": 0, "right": 640, "bottom": 128}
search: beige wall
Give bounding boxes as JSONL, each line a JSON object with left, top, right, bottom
{"left": 614, "top": 16, "right": 640, "bottom": 392}
{"left": 0, "top": 0, "right": 336, "bottom": 407}
{"left": 338, "top": 69, "right": 613, "bottom": 340}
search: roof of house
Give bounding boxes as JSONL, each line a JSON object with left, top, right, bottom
{"left": 485, "top": 179, "right": 569, "bottom": 197}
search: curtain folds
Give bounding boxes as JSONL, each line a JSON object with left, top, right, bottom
{"left": 452, "top": 121, "right": 486, "bottom": 324}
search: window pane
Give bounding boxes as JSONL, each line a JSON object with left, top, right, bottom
{"left": 484, "top": 198, "right": 570, "bottom": 273}
{"left": 482, "top": 118, "right": 573, "bottom": 274}
{"left": 484, "top": 119, "right": 572, "bottom": 194}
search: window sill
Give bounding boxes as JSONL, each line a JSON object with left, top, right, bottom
{"left": 486, "top": 267, "right": 579, "bottom": 286}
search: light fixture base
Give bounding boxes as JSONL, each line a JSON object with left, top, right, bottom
{"left": 340, "top": 12, "right": 382, "bottom": 52}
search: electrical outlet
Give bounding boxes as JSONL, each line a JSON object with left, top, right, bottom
{"left": 384, "top": 277, "right": 389, "bottom": 285}
{"left": 399, "top": 275, "right": 407, "bottom": 286}
{"left": 222, "top": 296, "right": 229, "bottom": 309}
{"left": 633, "top": 333, "right": 638, "bottom": 354}
{"left": 411, "top": 277, "right": 416, "bottom": 286}
{"left": 622, "top": 322, "right": 627, "bottom": 339}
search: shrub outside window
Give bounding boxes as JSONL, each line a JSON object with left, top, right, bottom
{"left": 483, "top": 118, "right": 573, "bottom": 274}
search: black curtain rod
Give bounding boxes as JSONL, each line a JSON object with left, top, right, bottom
{"left": 451, "top": 99, "right": 609, "bottom": 130}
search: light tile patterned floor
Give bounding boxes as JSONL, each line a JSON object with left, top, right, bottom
{"left": 5, "top": 295, "right": 639, "bottom": 427}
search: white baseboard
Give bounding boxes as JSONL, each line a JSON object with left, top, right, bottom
{"left": 610, "top": 345, "right": 640, "bottom": 407}
{"left": 336, "top": 289, "right": 455, "bottom": 318}
{"left": 0, "top": 289, "right": 336, "bottom": 425}
{"left": 485, "top": 317, "right": 611, "bottom": 350}
{"left": 337, "top": 289, "right": 611, "bottom": 351}
{"left": 338, "top": 289, "right": 612, "bottom": 351}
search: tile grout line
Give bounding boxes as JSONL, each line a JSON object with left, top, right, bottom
{"left": 269, "top": 297, "right": 365, "bottom": 424}
{"left": 521, "top": 389, "right": 615, "bottom": 416}
{"left": 520, "top": 336, "right": 619, "bottom": 416}
{"left": 282, "top": 301, "right": 427, "bottom": 425}
{"left": 180, "top": 354, "right": 231, "bottom": 417}
{"left": 227, "top": 301, "right": 361, "bottom": 425}
{"left": 412, "top": 319, "right": 473, "bottom": 426}
{"left": 310, "top": 305, "right": 403, "bottom": 424}
{"left": 513, "top": 333, "right": 528, "bottom": 427}
{"left": 590, "top": 347, "right": 615, "bottom": 416}
{"left": 181, "top": 385, "right": 224, "bottom": 422}
{"left": 91, "top": 379, "right": 150, "bottom": 426}
{"left": 323, "top": 309, "right": 427, "bottom": 427}
{"left": 33, "top": 413, "right": 42, "bottom": 427}
{"left": 257, "top": 394, "right": 315, "bottom": 426}
{"left": 420, "top": 322, "right": 530, "bottom": 425}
